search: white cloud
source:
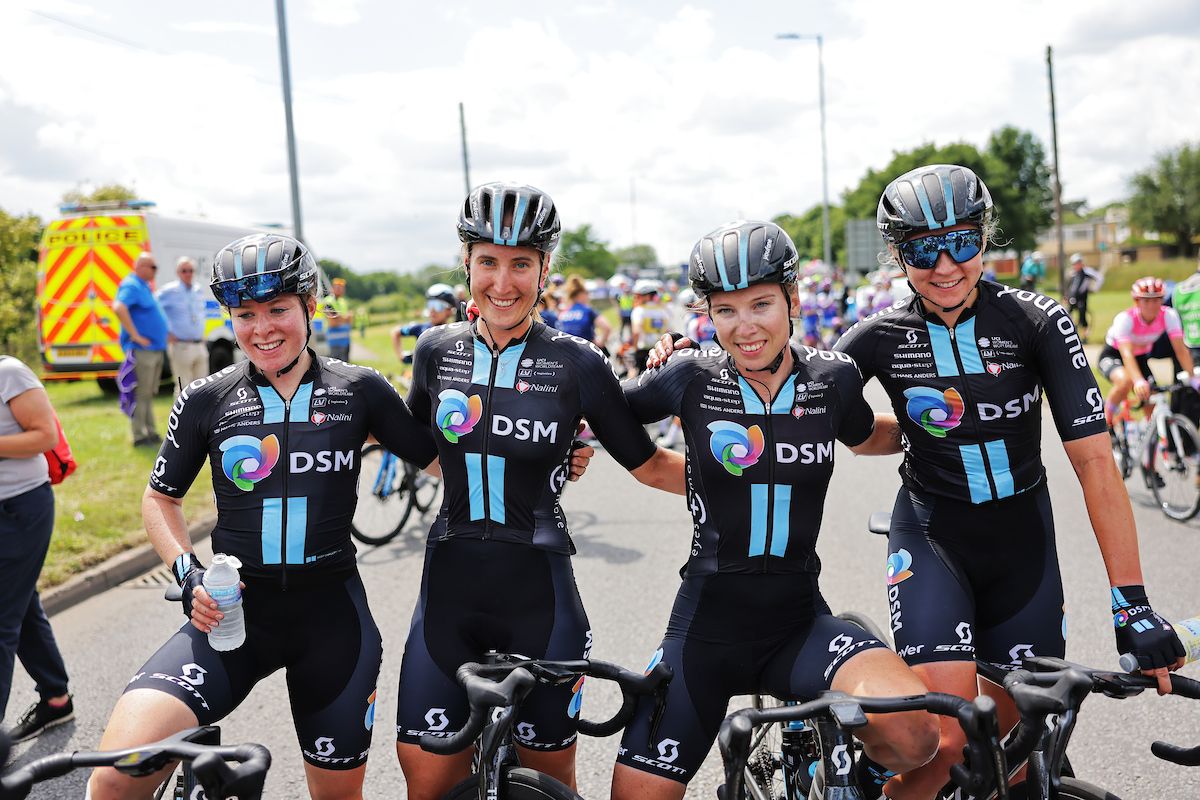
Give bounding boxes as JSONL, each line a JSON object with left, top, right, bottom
{"left": 304, "top": 0, "right": 363, "bottom": 27}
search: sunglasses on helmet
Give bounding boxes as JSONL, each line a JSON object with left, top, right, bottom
{"left": 898, "top": 229, "right": 983, "bottom": 270}
{"left": 212, "top": 272, "right": 288, "bottom": 308}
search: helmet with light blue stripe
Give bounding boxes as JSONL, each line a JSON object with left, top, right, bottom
{"left": 877, "top": 164, "right": 992, "bottom": 244}
{"left": 688, "top": 220, "right": 799, "bottom": 301}
{"left": 457, "top": 182, "right": 561, "bottom": 253}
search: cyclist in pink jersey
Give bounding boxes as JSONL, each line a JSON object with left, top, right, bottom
{"left": 1097, "top": 277, "right": 1197, "bottom": 422}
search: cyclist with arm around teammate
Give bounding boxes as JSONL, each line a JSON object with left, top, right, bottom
{"left": 88, "top": 234, "right": 439, "bottom": 800}
{"left": 394, "top": 182, "right": 684, "bottom": 800}
{"left": 611, "top": 221, "right": 938, "bottom": 800}
{"left": 833, "top": 164, "right": 1184, "bottom": 799}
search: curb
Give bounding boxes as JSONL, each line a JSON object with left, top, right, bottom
{"left": 41, "top": 515, "right": 216, "bottom": 618}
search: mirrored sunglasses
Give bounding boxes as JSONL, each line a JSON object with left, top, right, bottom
{"left": 898, "top": 229, "right": 984, "bottom": 270}
{"left": 213, "top": 272, "right": 287, "bottom": 308}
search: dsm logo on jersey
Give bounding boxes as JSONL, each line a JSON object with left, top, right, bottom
{"left": 220, "top": 434, "right": 281, "bottom": 491}
{"left": 903, "top": 386, "right": 964, "bottom": 438}
{"left": 707, "top": 421, "right": 764, "bottom": 476}
{"left": 436, "top": 389, "right": 483, "bottom": 443}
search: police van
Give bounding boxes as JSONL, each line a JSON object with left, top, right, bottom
{"left": 37, "top": 200, "right": 331, "bottom": 391}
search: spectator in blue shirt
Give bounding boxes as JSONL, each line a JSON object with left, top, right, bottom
{"left": 155, "top": 257, "right": 209, "bottom": 394}
{"left": 111, "top": 252, "right": 169, "bottom": 446}
{"left": 556, "top": 275, "right": 611, "bottom": 350}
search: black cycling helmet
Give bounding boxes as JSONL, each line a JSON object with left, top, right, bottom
{"left": 211, "top": 233, "right": 319, "bottom": 308}
{"left": 688, "top": 220, "right": 799, "bottom": 300}
{"left": 211, "top": 233, "right": 320, "bottom": 377}
{"left": 426, "top": 282, "right": 457, "bottom": 308}
{"left": 877, "top": 164, "right": 993, "bottom": 244}
{"left": 458, "top": 182, "right": 561, "bottom": 253}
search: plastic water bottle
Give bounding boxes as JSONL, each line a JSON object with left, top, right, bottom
{"left": 203, "top": 554, "right": 245, "bottom": 652}
{"left": 1120, "top": 615, "right": 1200, "bottom": 672}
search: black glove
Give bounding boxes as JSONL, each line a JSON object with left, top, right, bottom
{"left": 1112, "top": 585, "right": 1184, "bottom": 670}
{"left": 173, "top": 553, "right": 206, "bottom": 619}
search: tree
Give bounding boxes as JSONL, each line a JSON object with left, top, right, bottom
{"left": 983, "top": 126, "right": 1053, "bottom": 253}
{"left": 61, "top": 183, "right": 139, "bottom": 205}
{"left": 1129, "top": 142, "right": 1200, "bottom": 258}
{"left": 614, "top": 244, "right": 659, "bottom": 274}
{"left": 0, "top": 209, "right": 43, "bottom": 362}
{"left": 556, "top": 225, "right": 618, "bottom": 279}
{"left": 774, "top": 204, "right": 848, "bottom": 265}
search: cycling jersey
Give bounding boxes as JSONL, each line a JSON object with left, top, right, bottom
{"left": 631, "top": 304, "right": 670, "bottom": 350}
{"left": 398, "top": 321, "right": 433, "bottom": 338}
{"left": 150, "top": 354, "right": 437, "bottom": 585}
{"left": 623, "top": 344, "right": 874, "bottom": 575}
{"left": 834, "top": 282, "right": 1107, "bottom": 505}
{"left": 555, "top": 302, "right": 599, "bottom": 341}
{"left": 1104, "top": 306, "right": 1183, "bottom": 356}
{"left": 407, "top": 320, "right": 656, "bottom": 553}
{"left": 683, "top": 313, "right": 716, "bottom": 348}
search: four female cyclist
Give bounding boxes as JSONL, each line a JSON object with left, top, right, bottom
{"left": 392, "top": 182, "right": 685, "bottom": 799}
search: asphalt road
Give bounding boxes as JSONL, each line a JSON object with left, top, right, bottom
{"left": 7, "top": 382, "right": 1200, "bottom": 798}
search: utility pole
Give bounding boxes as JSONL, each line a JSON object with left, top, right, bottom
{"left": 1046, "top": 45, "right": 1067, "bottom": 296}
{"left": 459, "top": 102, "right": 472, "bottom": 196}
{"left": 776, "top": 33, "right": 831, "bottom": 267}
{"left": 274, "top": 0, "right": 304, "bottom": 244}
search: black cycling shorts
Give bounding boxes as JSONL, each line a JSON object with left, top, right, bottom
{"left": 395, "top": 539, "right": 591, "bottom": 751}
{"left": 886, "top": 483, "right": 1066, "bottom": 671}
{"left": 1097, "top": 344, "right": 1153, "bottom": 384}
{"left": 125, "top": 573, "right": 382, "bottom": 770}
{"left": 616, "top": 573, "right": 885, "bottom": 784}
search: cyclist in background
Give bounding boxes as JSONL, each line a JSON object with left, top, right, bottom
{"left": 323, "top": 277, "right": 355, "bottom": 361}
{"left": 630, "top": 279, "right": 670, "bottom": 374}
{"left": 678, "top": 287, "right": 716, "bottom": 349}
{"left": 1098, "top": 277, "right": 1197, "bottom": 423}
{"left": 1064, "top": 252, "right": 1102, "bottom": 341}
{"left": 391, "top": 283, "right": 460, "bottom": 365}
{"left": 88, "top": 234, "right": 439, "bottom": 800}
{"left": 1019, "top": 250, "right": 1045, "bottom": 291}
{"left": 394, "top": 182, "right": 684, "bottom": 800}
{"left": 612, "top": 220, "right": 938, "bottom": 800}
{"left": 556, "top": 275, "right": 612, "bottom": 351}
{"left": 834, "top": 164, "right": 1184, "bottom": 799}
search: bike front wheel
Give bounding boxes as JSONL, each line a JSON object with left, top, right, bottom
{"left": 410, "top": 464, "right": 442, "bottom": 513}
{"left": 1054, "top": 776, "right": 1123, "bottom": 800}
{"left": 1110, "top": 423, "right": 1133, "bottom": 480}
{"left": 351, "top": 444, "right": 414, "bottom": 545}
{"left": 443, "top": 767, "right": 583, "bottom": 800}
{"left": 1148, "top": 413, "right": 1200, "bottom": 521}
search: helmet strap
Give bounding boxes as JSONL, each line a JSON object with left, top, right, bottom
{"left": 276, "top": 299, "right": 313, "bottom": 377}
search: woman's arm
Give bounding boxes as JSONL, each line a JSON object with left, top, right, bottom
{"left": 0, "top": 387, "right": 58, "bottom": 458}
{"left": 1169, "top": 337, "right": 1197, "bottom": 377}
{"left": 629, "top": 447, "right": 686, "bottom": 495}
{"left": 848, "top": 413, "right": 903, "bottom": 456}
{"left": 1117, "top": 341, "right": 1151, "bottom": 401}
{"left": 593, "top": 313, "right": 612, "bottom": 348}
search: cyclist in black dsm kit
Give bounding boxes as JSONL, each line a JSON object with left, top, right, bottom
{"left": 833, "top": 164, "right": 1184, "bottom": 800}
{"left": 88, "top": 234, "right": 439, "bottom": 800}
{"left": 610, "top": 221, "right": 938, "bottom": 800}
{"left": 393, "top": 183, "right": 685, "bottom": 800}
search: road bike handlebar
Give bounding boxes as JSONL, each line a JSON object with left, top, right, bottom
{"left": 419, "top": 657, "right": 673, "bottom": 756}
{"left": 0, "top": 726, "right": 270, "bottom": 800}
{"left": 717, "top": 691, "right": 1004, "bottom": 800}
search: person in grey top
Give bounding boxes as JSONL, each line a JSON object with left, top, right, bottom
{"left": 0, "top": 356, "right": 73, "bottom": 743}
{"left": 156, "top": 257, "right": 210, "bottom": 393}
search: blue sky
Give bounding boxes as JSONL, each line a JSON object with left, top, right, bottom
{"left": 1, "top": 0, "right": 1197, "bottom": 272}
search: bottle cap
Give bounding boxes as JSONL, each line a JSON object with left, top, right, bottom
{"left": 210, "top": 553, "right": 243, "bottom": 570}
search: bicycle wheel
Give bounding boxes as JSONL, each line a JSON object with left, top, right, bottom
{"left": 1148, "top": 413, "right": 1200, "bottom": 521}
{"left": 838, "top": 610, "right": 894, "bottom": 649}
{"left": 1055, "top": 776, "right": 1122, "bottom": 800}
{"left": 1109, "top": 422, "right": 1132, "bottom": 480}
{"left": 743, "top": 695, "right": 787, "bottom": 800}
{"left": 351, "top": 445, "right": 413, "bottom": 545}
{"left": 443, "top": 766, "right": 583, "bottom": 799}
{"left": 409, "top": 463, "right": 442, "bottom": 513}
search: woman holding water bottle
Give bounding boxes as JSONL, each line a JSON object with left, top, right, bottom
{"left": 88, "top": 234, "right": 443, "bottom": 800}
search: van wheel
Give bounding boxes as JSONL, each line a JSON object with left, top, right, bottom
{"left": 209, "top": 342, "right": 234, "bottom": 373}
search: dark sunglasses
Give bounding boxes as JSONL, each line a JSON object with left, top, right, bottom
{"left": 898, "top": 229, "right": 983, "bottom": 270}
{"left": 212, "top": 273, "right": 287, "bottom": 308}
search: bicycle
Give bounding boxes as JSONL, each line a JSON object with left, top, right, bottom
{"left": 420, "top": 652, "right": 673, "bottom": 799}
{"left": 351, "top": 444, "right": 442, "bottom": 545}
{"left": 719, "top": 690, "right": 1006, "bottom": 800}
{"left": 1108, "top": 378, "right": 1200, "bottom": 521}
{"left": 0, "top": 725, "right": 270, "bottom": 800}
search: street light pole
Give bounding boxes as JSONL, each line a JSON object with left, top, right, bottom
{"left": 274, "top": 0, "right": 304, "bottom": 244}
{"left": 776, "top": 32, "right": 831, "bottom": 267}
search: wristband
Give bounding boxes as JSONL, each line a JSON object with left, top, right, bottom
{"left": 1111, "top": 584, "right": 1149, "bottom": 613}
{"left": 172, "top": 552, "right": 204, "bottom": 586}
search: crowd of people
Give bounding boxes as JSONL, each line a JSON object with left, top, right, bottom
{"left": 2, "top": 163, "right": 1194, "bottom": 800}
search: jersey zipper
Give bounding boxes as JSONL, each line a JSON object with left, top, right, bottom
{"left": 947, "top": 326, "right": 997, "bottom": 500}
{"left": 479, "top": 340, "right": 501, "bottom": 539}
{"left": 280, "top": 398, "right": 291, "bottom": 590}
{"left": 762, "top": 404, "right": 777, "bottom": 573}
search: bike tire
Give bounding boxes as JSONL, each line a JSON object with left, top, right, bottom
{"left": 1110, "top": 423, "right": 1133, "bottom": 481}
{"left": 1054, "top": 776, "right": 1123, "bottom": 800}
{"left": 442, "top": 766, "right": 583, "bottom": 800}
{"left": 838, "top": 610, "right": 894, "bottom": 649}
{"left": 1148, "top": 413, "right": 1200, "bottom": 521}
{"left": 742, "top": 694, "right": 790, "bottom": 800}
{"left": 410, "top": 463, "right": 442, "bottom": 513}
{"left": 351, "top": 444, "right": 413, "bottom": 545}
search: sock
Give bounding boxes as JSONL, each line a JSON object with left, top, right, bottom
{"left": 855, "top": 753, "right": 895, "bottom": 800}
